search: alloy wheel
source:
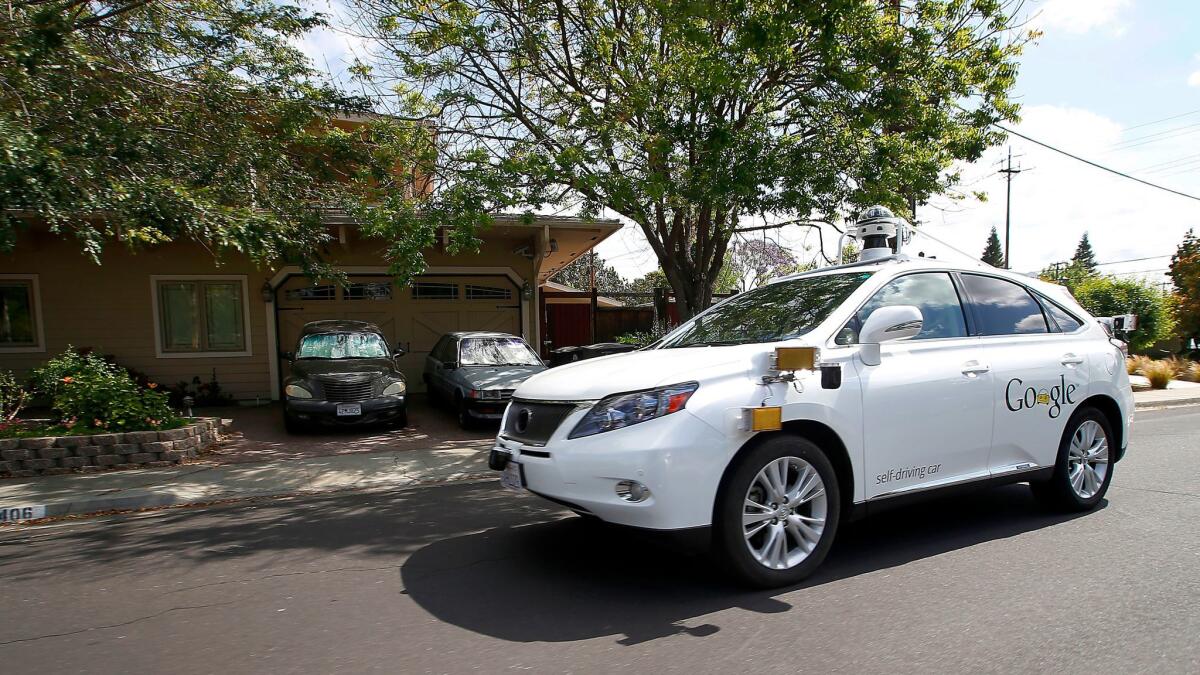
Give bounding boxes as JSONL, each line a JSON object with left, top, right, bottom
{"left": 742, "top": 456, "right": 827, "bottom": 570}
{"left": 1067, "top": 419, "right": 1109, "bottom": 500}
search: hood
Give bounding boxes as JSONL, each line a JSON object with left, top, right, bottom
{"left": 515, "top": 347, "right": 756, "bottom": 401}
{"left": 289, "top": 357, "right": 398, "bottom": 380}
{"left": 459, "top": 364, "right": 546, "bottom": 390}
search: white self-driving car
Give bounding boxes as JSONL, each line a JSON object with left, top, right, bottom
{"left": 491, "top": 233, "right": 1132, "bottom": 588}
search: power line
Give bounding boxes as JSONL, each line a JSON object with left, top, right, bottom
{"left": 1095, "top": 254, "right": 1172, "bottom": 266}
{"left": 1121, "top": 107, "right": 1200, "bottom": 132}
{"left": 994, "top": 124, "right": 1200, "bottom": 203}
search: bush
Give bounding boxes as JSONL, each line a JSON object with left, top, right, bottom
{"left": 616, "top": 320, "right": 673, "bottom": 346}
{"left": 1126, "top": 355, "right": 1151, "bottom": 375}
{"left": 1143, "top": 360, "right": 1175, "bottom": 390}
{"left": 1073, "top": 276, "right": 1175, "bottom": 352}
{"left": 0, "top": 371, "right": 27, "bottom": 423}
{"left": 1187, "top": 362, "right": 1200, "bottom": 383}
{"left": 30, "top": 348, "right": 179, "bottom": 431}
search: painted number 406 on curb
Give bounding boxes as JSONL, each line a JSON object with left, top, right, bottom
{"left": 0, "top": 505, "right": 46, "bottom": 523}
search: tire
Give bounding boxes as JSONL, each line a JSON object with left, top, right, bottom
{"left": 713, "top": 434, "right": 841, "bottom": 588}
{"left": 456, "top": 394, "right": 474, "bottom": 430}
{"left": 1030, "top": 406, "right": 1114, "bottom": 511}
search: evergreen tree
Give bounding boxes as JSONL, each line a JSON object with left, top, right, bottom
{"left": 1072, "top": 232, "right": 1099, "bottom": 273}
{"left": 981, "top": 226, "right": 1005, "bottom": 267}
{"left": 1169, "top": 229, "right": 1200, "bottom": 345}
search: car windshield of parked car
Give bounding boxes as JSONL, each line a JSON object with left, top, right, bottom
{"left": 459, "top": 337, "right": 541, "bottom": 366}
{"left": 658, "top": 272, "right": 874, "bottom": 348}
{"left": 296, "top": 332, "right": 389, "bottom": 359}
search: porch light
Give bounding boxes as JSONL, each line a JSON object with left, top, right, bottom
{"left": 261, "top": 281, "right": 274, "bottom": 303}
{"left": 522, "top": 283, "right": 533, "bottom": 300}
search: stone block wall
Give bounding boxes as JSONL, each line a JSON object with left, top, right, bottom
{"left": 0, "top": 418, "right": 229, "bottom": 478}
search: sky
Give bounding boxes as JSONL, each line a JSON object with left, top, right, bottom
{"left": 299, "top": 0, "right": 1200, "bottom": 287}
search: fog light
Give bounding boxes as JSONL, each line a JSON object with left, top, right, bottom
{"left": 615, "top": 480, "right": 650, "bottom": 502}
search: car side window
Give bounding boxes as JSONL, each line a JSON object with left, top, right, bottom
{"left": 961, "top": 274, "right": 1049, "bottom": 335}
{"left": 835, "top": 272, "right": 967, "bottom": 344}
{"left": 431, "top": 336, "right": 451, "bottom": 362}
{"left": 1038, "top": 295, "right": 1084, "bottom": 333}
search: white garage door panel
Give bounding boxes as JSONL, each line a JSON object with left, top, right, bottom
{"left": 276, "top": 274, "right": 521, "bottom": 393}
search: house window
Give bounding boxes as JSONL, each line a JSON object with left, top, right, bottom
{"left": 345, "top": 282, "right": 393, "bottom": 301}
{"left": 283, "top": 284, "right": 337, "bottom": 302}
{"left": 0, "top": 276, "right": 42, "bottom": 350}
{"left": 155, "top": 279, "right": 247, "bottom": 354}
{"left": 412, "top": 282, "right": 459, "bottom": 300}
{"left": 465, "top": 284, "right": 512, "bottom": 301}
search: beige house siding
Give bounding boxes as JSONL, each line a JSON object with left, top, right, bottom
{"left": 0, "top": 226, "right": 545, "bottom": 400}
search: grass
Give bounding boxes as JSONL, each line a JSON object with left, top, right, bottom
{"left": 1142, "top": 360, "right": 1176, "bottom": 390}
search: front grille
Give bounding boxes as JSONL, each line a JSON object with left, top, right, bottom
{"left": 501, "top": 400, "right": 580, "bottom": 446}
{"left": 318, "top": 376, "right": 374, "bottom": 402}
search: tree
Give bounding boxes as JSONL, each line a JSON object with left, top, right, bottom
{"left": 629, "top": 269, "right": 669, "bottom": 295}
{"left": 722, "top": 239, "right": 807, "bottom": 292}
{"left": 353, "top": 1, "right": 1026, "bottom": 318}
{"left": 0, "top": 0, "right": 477, "bottom": 281}
{"left": 1169, "top": 229, "right": 1200, "bottom": 345}
{"left": 551, "top": 252, "right": 630, "bottom": 293}
{"left": 1072, "top": 276, "right": 1175, "bottom": 352}
{"left": 981, "top": 226, "right": 1005, "bottom": 267}
{"left": 1038, "top": 261, "right": 1093, "bottom": 293}
{"left": 1072, "top": 232, "right": 1098, "bottom": 274}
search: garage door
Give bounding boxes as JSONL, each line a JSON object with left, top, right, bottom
{"left": 276, "top": 274, "right": 521, "bottom": 391}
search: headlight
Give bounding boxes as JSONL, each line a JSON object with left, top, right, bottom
{"left": 569, "top": 382, "right": 698, "bottom": 439}
{"left": 285, "top": 384, "right": 312, "bottom": 399}
{"left": 383, "top": 381, "right": 407, "bottom": 397}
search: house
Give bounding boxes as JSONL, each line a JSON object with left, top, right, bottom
{"left": 0, "top": 214, "right": 620, "bottom": 400}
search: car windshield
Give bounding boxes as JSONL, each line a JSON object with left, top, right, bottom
{"left": 296, "top": 332, "right": 389, "bottom": 359}
{"left": 459, "top": 337, "right": 541, "bottom": 366}
{"left": 658, "top": 272, "right": 873, "bottom": 348}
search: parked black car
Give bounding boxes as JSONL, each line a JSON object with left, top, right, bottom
{"left": 281, "top": 320, "right": 408, "bottom": 433}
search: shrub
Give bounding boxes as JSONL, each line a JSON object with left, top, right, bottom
{"left": 1073, "top": 276, "right": 1175, "bottom": 352}
{"left": 616, "top": 320, "right": 673, "bottom": 346}
{"left": 0, "top": 371, "right": 28, "bottom": 423}
{"left": 30, "top": 348, "right": 179, "bottom": 431}
{"left": 1126, "top": 355, "right": 1152, "bottom": 375}
{"left": 1143, "top": 360, "right": 1175, "bottom": 390}
{"left": 1187, "top": 362, "right": 1200, "bottom": 383}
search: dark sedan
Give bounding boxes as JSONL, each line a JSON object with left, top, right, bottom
{"left": 281, "top": 320, "right": 408, "bottom": 433}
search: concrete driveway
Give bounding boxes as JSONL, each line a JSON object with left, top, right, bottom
{"left": 201, "top": 395, "right": 497, "bottom": 464}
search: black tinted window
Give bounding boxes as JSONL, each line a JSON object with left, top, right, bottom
{"left": 838, "top": 273, "right": 966, "bottom": 344}
{"left": 1039, "top": 295, "right": 1083, "bottom": 332}
{"left": 962, "top": 275, "right": 1048, "bottom": 335}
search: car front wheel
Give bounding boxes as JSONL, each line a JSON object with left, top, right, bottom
{"left": 1031, "top": 406, "right": 1114, "bottom": 511}
{"left": 713, "top": 434, "right": 841, "bottom": 588}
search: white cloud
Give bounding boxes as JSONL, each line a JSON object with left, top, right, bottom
{"left": 1031, "top": 0, "right": 1131, "bottom": 36}
{"left": 1188, "top": 71, "right": 1200, "bottom": 87}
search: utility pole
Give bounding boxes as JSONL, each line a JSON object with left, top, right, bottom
{"left": 997, "top": 147, "right": 1023, "bottom": 269}
{"left": 588, "top": 252, "right": 597, "bottom": 344}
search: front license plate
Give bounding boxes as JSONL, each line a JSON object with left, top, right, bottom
{"left": 500, "top": 462, "right": 524, "bottom": 491}
{"left": 336, "top": 403, "right": 362, "bottom": 417}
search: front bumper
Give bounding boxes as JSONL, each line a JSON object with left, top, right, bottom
{"left": 285, "top": 396, "right": 406, "bottom": 425}
{"left": 494, "top": 407, "right": 731, "bottom": 530}
{"left": 464, "top": 396, "right": 511, "bottom": 420}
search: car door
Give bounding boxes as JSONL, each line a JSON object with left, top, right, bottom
{"left": 958, "top": 274, "right": 1090, "bottom": 474}
{"left": 840, "top": 272, "right": 996, "bottom": 499}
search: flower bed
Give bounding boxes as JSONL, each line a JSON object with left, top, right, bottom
{"left": 0, "top": 417, "right": 229, "bottom": 478}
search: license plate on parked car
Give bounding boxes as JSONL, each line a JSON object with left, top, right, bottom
{"left": 500, "top": 462, "right": 524, "bottom": 490}
{"left": 336, "top": 403, "right": 362, "bottom": 416}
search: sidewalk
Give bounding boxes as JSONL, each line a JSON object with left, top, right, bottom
{"left": 1, "top": 388, "right": 1196, "bottom": 523}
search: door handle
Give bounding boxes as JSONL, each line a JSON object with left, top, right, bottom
{"left": 961, "top": 361, "right": 990, "bottom": 377}
{"left": 1061, "top": 353, "right": 1085, "bottom": 367}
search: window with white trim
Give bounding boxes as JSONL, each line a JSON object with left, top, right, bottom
{"left": 283, "top": 284, "right": 337, "bottom": 302}
{"left": 0, "top": 278, "right": 39, "bottom": 348}
{"left": 156, "top": 280, "right": 247, "bottom": 352}
{"left": 345, "top": 282, "right": 393, "bottom": 300}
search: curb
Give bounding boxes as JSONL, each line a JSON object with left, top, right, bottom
{"left": 2, "top": 470, "right": 496, "bottom": 525}
{"left": 1134, "top": 395, "right": 1200, "bottom": 410}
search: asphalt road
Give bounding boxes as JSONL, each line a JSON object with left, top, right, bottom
{"left": 2, "top": 407, "right": 1198, "bottom": 674}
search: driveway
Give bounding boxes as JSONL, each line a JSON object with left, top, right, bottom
{"left": 200, "top": 395, "right": 497, "bottom": 464}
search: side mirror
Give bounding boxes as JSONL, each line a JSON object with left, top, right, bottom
{"left": 280, "top": 351, "right": 294, "bottom": 361}
{"left": 858, "top": 305, "right": 923, "bottom": 366}
{"left": 392, "top": 345, "right": 407, "bottom": 358}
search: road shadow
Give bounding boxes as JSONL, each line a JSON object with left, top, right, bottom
{"left": 399, "top": 484, "right": 1104, "bottom": 645}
